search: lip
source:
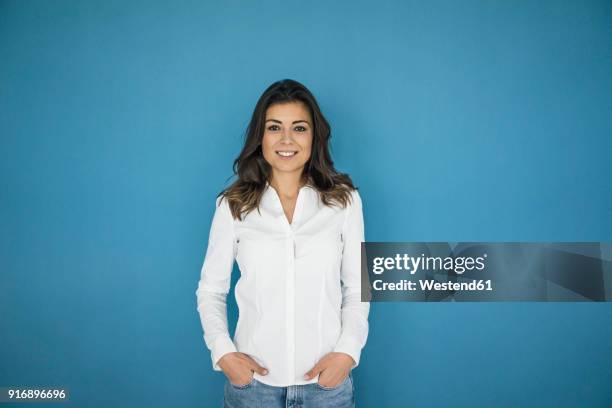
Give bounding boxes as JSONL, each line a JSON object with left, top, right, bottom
{"left": 275, "top": 150, "right": 298, "bottom": 160}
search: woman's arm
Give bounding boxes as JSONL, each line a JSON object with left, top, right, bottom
{"left": 333, "top": 189, "right": 371, "bottom": 369}
{"left": 195, "top": 195, "right": 237, "bottom": 371}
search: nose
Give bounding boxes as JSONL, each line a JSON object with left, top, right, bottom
{"left": 280, "top": 128, "right": 293, "bottom": 142}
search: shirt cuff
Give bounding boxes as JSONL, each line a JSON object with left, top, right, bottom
{"left": 209, "top": 335, "right": 237, "bottom": 371}
{"left": 333, "top": 336, "right": 363, "bottom": 369}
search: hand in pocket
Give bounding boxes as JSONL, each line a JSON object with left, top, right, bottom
{"left": 218, "top": 352, "right": 268, "bottom": 386}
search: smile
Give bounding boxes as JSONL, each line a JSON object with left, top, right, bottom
{"left": 276, "top": 151, "right": 298, "bottom": 157}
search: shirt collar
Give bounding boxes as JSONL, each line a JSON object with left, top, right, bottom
{"left": 264, "top": 179, "right": 312, "bottom": 192}
{"left": 261, "top": 180, "right": 312, "bottom": 211}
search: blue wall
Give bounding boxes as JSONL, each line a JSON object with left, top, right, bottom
{"left": 1, "top": 1, "right": 611, "bottom": 407}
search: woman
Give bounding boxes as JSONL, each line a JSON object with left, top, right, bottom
{"left": 196, "top": 79, "right": 370, "bottom": 408}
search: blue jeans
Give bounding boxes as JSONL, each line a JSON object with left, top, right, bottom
{"left": 223, "top": 372, "right": 355, "bottom": 408}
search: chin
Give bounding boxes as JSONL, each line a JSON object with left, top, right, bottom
{"left": 273, "top": 162, "right": 306, "bottom": 172}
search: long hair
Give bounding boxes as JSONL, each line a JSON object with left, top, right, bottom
{"left": 219, "top": 79, "right": 357, "bottom": 221}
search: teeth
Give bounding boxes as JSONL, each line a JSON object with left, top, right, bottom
{"left": 277, "top": 151, "right": 297, "bottom": 157}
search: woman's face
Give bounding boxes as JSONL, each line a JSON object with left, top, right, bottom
{"left": 262, "top": 101, "right": 313, "bottom": 180}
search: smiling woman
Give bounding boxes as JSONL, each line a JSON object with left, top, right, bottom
{"left": 195, "top": 79, "right": 369, "bottom": 408}
{"left": 262, "top": 102, "right": 313, "bottom": 183}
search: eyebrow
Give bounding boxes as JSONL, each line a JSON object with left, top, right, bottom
{"left": 265, "top": 119, "right": 311, "bottom": 126}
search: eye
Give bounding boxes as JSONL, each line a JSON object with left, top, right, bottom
{"left": 295, "top": 126, "right": 307, "bottom": 132}
{"left": 267, "top": 125, "right": 280, "bottom": 131}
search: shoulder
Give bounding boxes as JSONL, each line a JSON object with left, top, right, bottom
{"left": 214, "top": 194, "right": 226, "bottom": 208}
{"left": 213, "top": 194, "right": 233, "bottom": 219}
{"left": 347, "top": 188, "right": 362, "bottom": 209}
{"left": 328, "top": 179, "right": 361, "bottom": 210}
{"left": 339, "top": 188, "right": 363, "bottom": 225}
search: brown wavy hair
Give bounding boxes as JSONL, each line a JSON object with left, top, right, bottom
{"left": 218, "top": 79, "right": 357, "bottom": 221}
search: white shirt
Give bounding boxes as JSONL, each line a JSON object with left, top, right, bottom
{"left": 195, "top": 180, "right": 370, "bottom": 387}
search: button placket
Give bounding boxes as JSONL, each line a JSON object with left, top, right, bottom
{"left": 287, "top": 229, "right": 296, "bottom": 381}
{"left": 267, "top": 183, "right": 306, "bottom": 383}
{"left": 286, "top": 191, "right": 304, "bottom": 382}
{"left": 286, "top": 230, "right": 295, "bottom": 383}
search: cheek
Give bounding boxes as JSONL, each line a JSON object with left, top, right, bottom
{"left": 302, "top": 146, "right": 312, "bottom": 161}
{"left": 300, "top": 134, "right": 313, "bottom": 154}
{"left": 261, "top": 134, "right": 277, "bottom": 158}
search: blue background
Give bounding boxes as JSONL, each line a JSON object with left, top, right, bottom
{"left": 1, "top": 0, "right": 611, "bottom": 407}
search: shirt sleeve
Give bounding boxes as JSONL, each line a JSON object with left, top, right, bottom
{"left": 333, "top": 189, "right": 370, "bottom": 369}
{"left": 195, "top": 195, "right": 238, "bottom": 371}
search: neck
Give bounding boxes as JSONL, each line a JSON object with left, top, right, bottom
{"left": 269, "top": 172, "right": 306, "bottom": 199}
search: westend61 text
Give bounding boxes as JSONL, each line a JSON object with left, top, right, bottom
{"left": 372, "top": 279, "right": 493, "bottom": 291}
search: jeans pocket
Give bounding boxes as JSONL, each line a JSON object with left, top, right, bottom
{"left": 315, "top": 374, "right": 349, "bottom": 391}
{"left": 229, "top": 375, "right": 256, "bottom": 390}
